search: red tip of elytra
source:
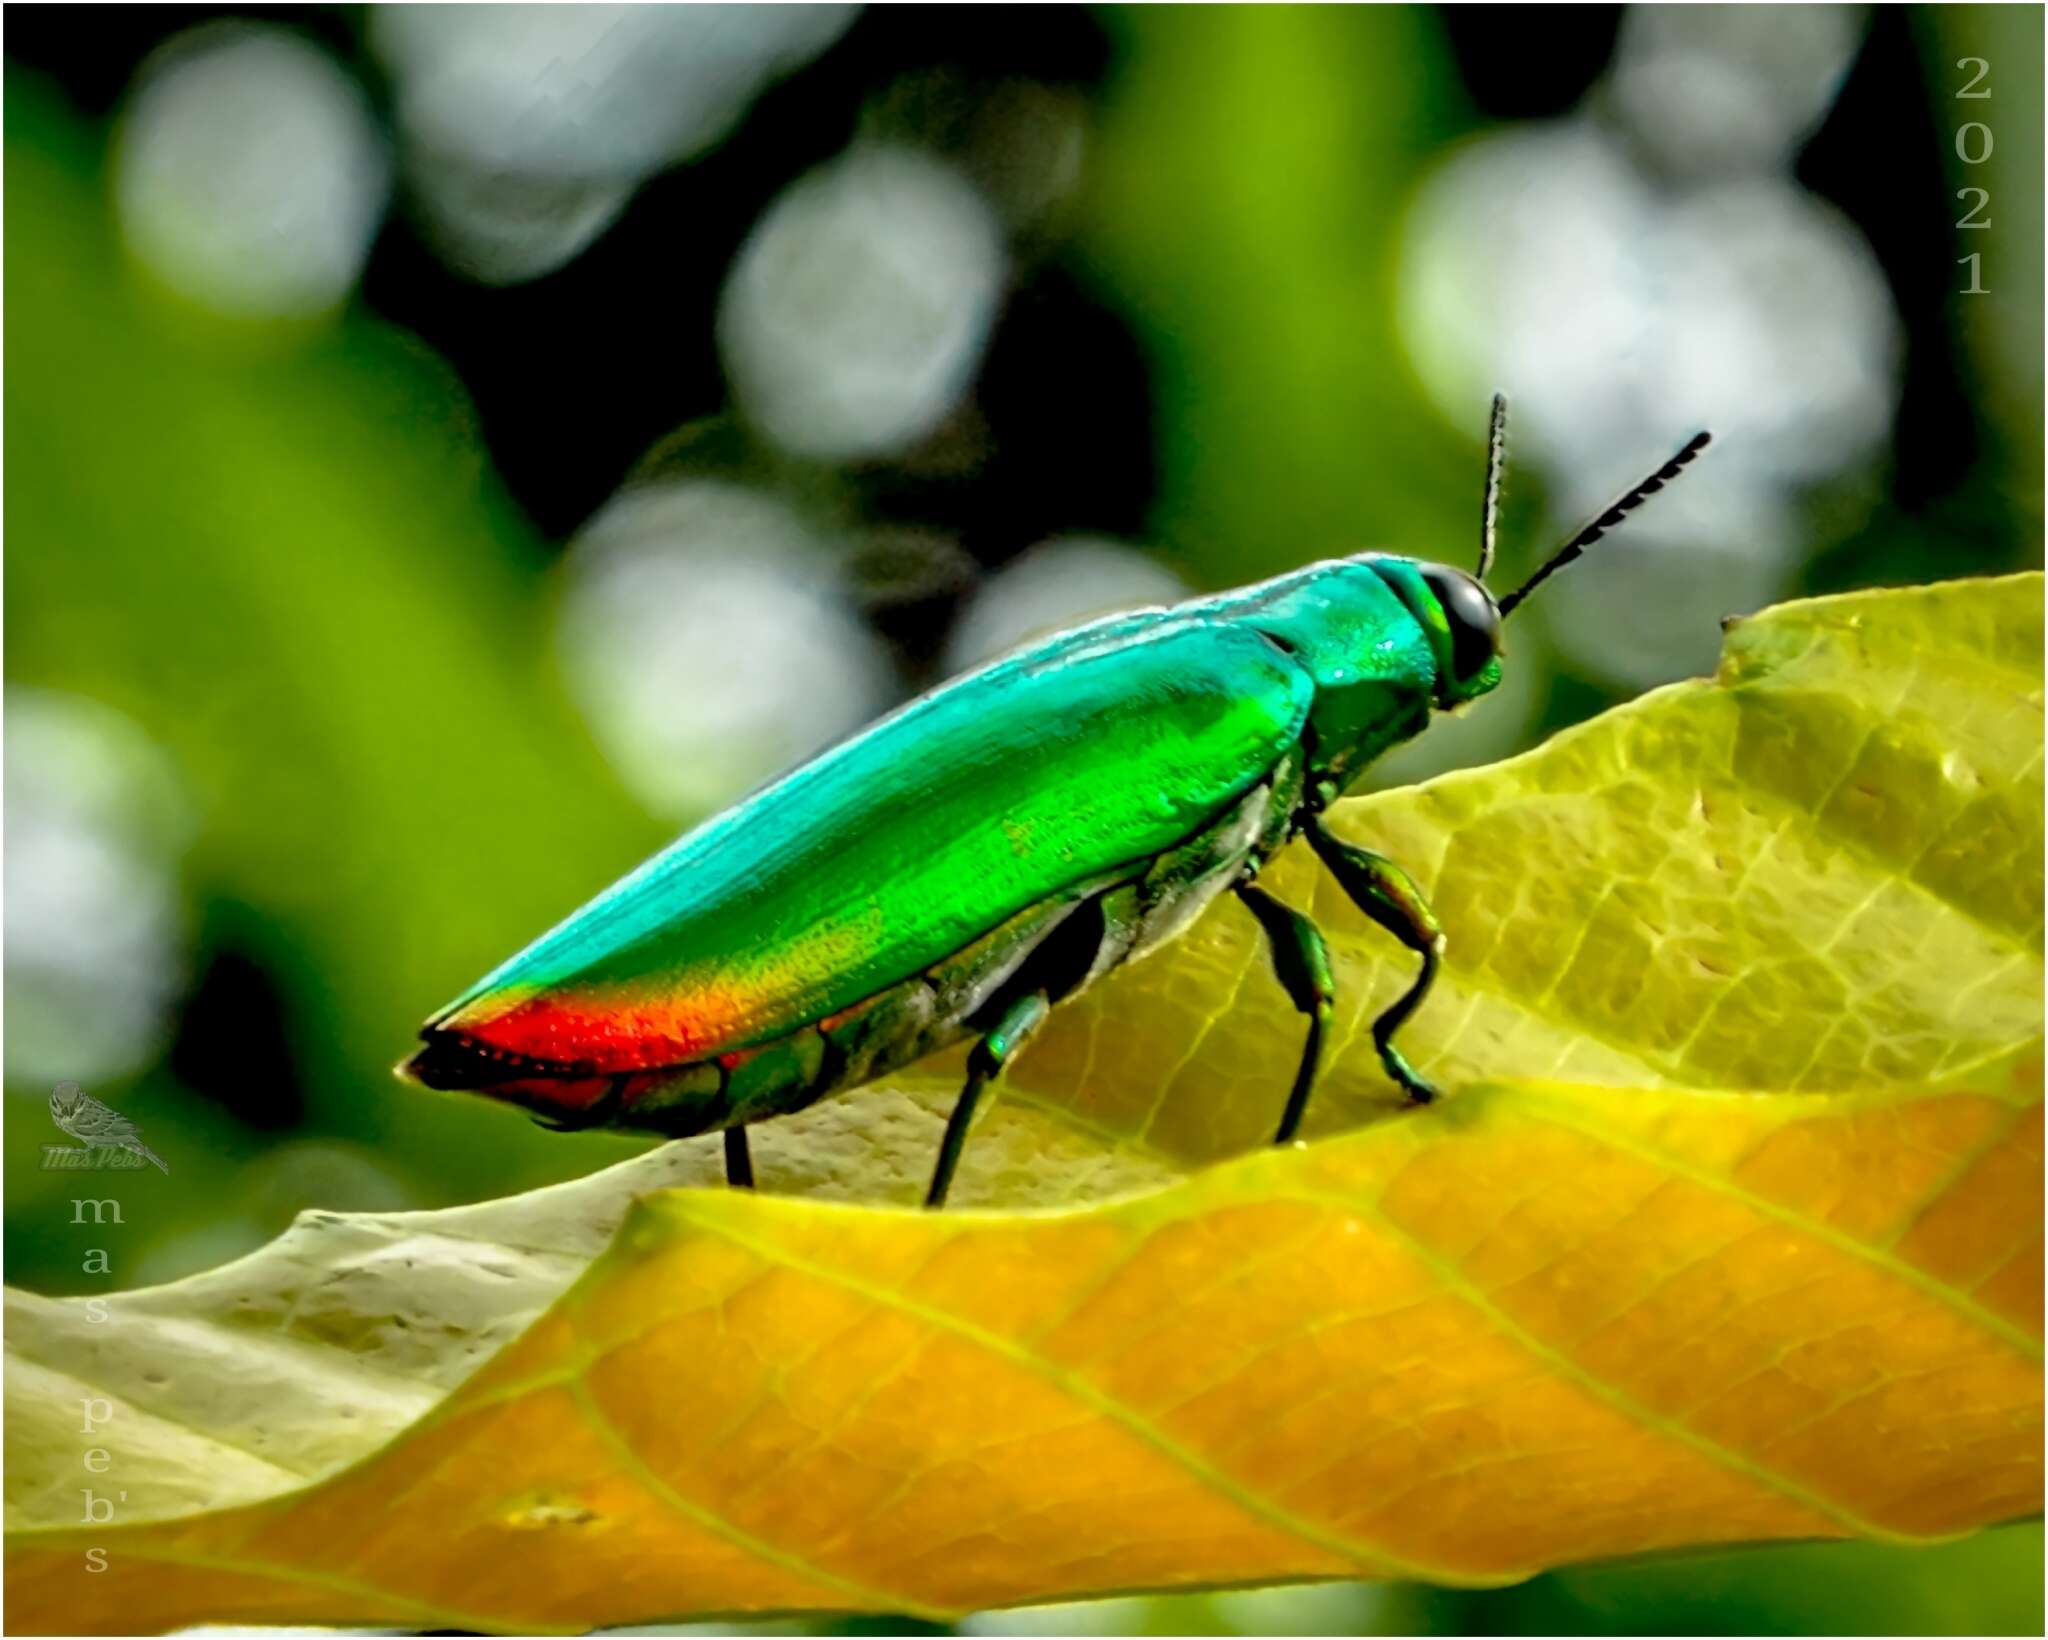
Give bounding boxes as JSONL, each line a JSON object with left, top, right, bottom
{"left": 424, "top": 986, "right": 754, "bottom": 1073}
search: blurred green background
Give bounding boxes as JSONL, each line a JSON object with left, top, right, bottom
{"left": 5, "top": 5, "right": 2041, "bottom": 1633}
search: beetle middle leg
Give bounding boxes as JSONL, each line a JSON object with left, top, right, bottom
{"left": 926, "top": 989, "right": 1051, "bottom": 1210}
{"left": 1235, "top": 882, "right": 1336, "bottom": 1144}
{"left": 1304, "top": 818, "right": 1444, "bottom": 1105}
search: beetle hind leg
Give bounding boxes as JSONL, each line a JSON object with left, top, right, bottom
{"left": 1236, "top": 883, "right": 1336, "bottom": 1143}
{"left": 724, "top": 1126, "right": 755, "bottom": 1189}
{"left": 927, "top": 989, "right": 1051, "bottom": 1209}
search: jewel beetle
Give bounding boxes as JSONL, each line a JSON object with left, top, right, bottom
{"left": 404, "top": 399, "right": 1710, "bottom": 1206}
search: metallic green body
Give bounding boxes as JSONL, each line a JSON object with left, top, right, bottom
{"left": 409, "top": 555, "right": 1496, "bottom": 1136}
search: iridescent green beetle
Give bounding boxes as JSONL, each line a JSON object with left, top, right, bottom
{"left": 405, "top": 399, "right": 1709, "bottom": 1205}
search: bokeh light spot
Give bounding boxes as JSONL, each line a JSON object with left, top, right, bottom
{"left": 943, "top": 536, "right": 1190, "bottom": 673}
{"left": 115, "top": 25, "right": 389, "bottom": 320}
{"left": 375, "top": 4, "right": 858, "bottom": 285}
{"left": 1611, "top": 4, "right": 1866, "bottom": 181}
{"left": 720, "top": 144, "right": 1008, "bottom": 462}
{"left": 558, "top": 481, "right": 899, "bottom": 819}
{"left": 6, "top": 691, "right": 193, "bottom": 1088}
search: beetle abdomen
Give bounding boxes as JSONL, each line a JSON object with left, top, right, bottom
{"left": 412, "top": 614, "right": 1314, "bottom": 1082}
{"left": 411, "top": 759, "right": 1302, "bottom": 1137}
{"left": 419, "top": 887, "right": 1103, "bottom": 1136}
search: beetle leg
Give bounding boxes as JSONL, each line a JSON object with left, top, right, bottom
{"left": 724, "top": 1126, "right": 755, "bottom": 1190}
{"left": 926, "top": 989, "right": 1051, "bottom": 1209}
{"left": 1234, "top": 883, "right": 1336, "bottom": 1144}
{"left": 1304, "top": 820, "right": 1444, "bottom": 1105}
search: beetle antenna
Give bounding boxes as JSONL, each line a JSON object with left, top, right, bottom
{"left": 1477, "top": 392, "right": 1507, "bottom": 583}
{"left": 1497, "top": 429, "right": 1713, "bottom": 618}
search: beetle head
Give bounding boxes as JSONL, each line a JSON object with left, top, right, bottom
{"left": 1417, "top": 562, "right": 1503, "bottom": 707}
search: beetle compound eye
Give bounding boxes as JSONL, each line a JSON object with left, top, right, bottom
{"left": 1419, "top": 564, "right": 1502, "bottom": 685}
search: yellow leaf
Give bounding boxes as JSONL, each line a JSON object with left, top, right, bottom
{"left": 6, "top": 575, "right": 2041, "bottom": 1631}
{"left": 5, "top": 1066, "right": 2039, "bottom": 1632}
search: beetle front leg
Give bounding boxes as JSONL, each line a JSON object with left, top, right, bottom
{"left": 926, "top": 990, "right": 1051, "bottom": 1209}
{"left": 1234, "top": 883, "right": 1335, "bottom": 1144}
{"left": 1304, "top": 820, "right": 1444, "bottom": 1104}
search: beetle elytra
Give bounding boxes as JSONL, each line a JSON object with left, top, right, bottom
{"left": 404, "top": 399, "right": 1711, "bottom": 1205}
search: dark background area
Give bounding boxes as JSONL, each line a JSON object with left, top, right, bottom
{"left": 9, "top": 4, "right": 2027, "bottom": 578}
